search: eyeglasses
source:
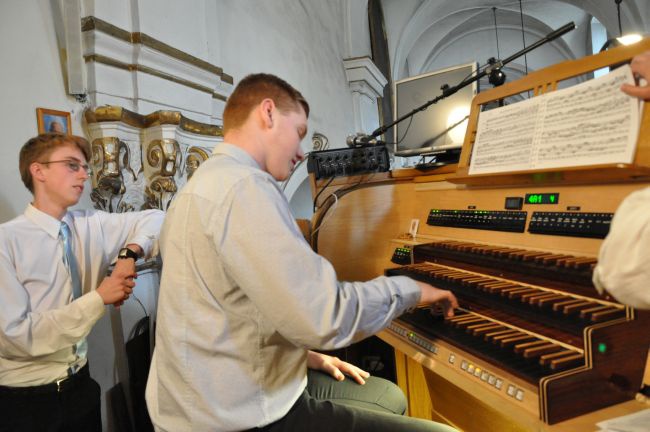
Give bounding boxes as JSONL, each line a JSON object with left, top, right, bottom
{"left": 38, "top": 160, "right": 92, "bottom": 175}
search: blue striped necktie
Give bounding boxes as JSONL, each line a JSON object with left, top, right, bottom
{"left": 59, "top": 221, "right": 87, "bottom": 360}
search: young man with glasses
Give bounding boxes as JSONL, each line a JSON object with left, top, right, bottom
{"left": 0, "top": 133, "right": 164, "bottom": 431}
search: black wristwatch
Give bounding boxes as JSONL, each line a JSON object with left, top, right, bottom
{"left": 118, "top": 247, "right": 139, "bottom": 261}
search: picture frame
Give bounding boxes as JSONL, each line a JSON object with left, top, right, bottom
{"left": 36, "top": 108, "right": 71, "bottom": 134}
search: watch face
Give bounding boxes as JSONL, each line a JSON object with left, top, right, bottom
{"left": 119, "top": 248, "right": 137, "bottom": 259}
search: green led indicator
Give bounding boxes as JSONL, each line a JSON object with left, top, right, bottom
{"left": 597, "top": 342, "right": 607, "bottom": 353}
{"left": 525, "top": 193, "right": 560, "bottom": 205}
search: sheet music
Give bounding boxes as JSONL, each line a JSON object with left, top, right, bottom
{"left": 469, "top": 65, "right": 640, "bottom": 175}
{"left": 595, "top": 408, "right": 650, "bottom": 432}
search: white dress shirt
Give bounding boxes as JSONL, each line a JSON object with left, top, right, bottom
{"left": 0, "top": 205, "right": 164, "bottom": 386}
{"left": 146, "top": 143, "right": 421, "bottom": 432}
{"left": 593, "top": 186, "right": 650, "bottom": 309}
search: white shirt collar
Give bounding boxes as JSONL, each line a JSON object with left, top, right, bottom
{"left": 211, "top": 142, "right": 262, "bottom": 170}
{"left": 24, "top": 204, "right": 67, "bottom": 239}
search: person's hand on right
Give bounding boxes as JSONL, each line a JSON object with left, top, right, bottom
{"left": 416, "top": 281, "right": 459, "bottom": 317}
{"left": 621, "top": 50, "right": 650, "bottom": 100}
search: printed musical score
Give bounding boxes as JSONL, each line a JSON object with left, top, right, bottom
{"left": 469, "top": 65, "right": 640, "bottom": 175}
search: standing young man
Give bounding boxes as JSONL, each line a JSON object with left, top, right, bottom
{"left": 146, "top": 74, "right": 458, "bottom": 431}
{"left": 0, "top": 133, "right": 164, "bottom": 431}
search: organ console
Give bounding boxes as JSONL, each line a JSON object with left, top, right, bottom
{"left": 311, "top": 39, "right": 650, "bottom": 431}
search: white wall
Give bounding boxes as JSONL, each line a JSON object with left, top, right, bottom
{"left": 0, "top": 0, "right": 360, "bottom": 220}
{"left": 213, "top": 0, "right": 357, "bottom": 157}
{"left": 0, "top": 1, "right": 360, "bottom": 429}
{"left": 0, "top": 0, "right": 91, "bottom": 222}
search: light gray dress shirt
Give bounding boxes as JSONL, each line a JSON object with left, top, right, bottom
{"left": 146, "top": 143, "right": 421, "bottom": 432}
{"left": 0, "top": 205, "right": 164, "bottom": 386}
{"left": 593, "top": 186, "right": 650, "bottom": 309}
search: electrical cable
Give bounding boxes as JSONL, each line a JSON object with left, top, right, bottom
{"left": 492, "top": 7, "right": 501, "bottom": 59}
{"left": 310, "top": 175, "right": 372, "bottom": 252}
{"left": 131, "top": 292, "right": 148, "bottom": 318}
{"left": 519, "top": 0, "right": 528, "bottom": 75}
{"left": 312, "top": 176, "right": 335, "bottom": 211}
{"left": 616, "top": 0, "right": 623, "bottom": 37}
{"left": 311, "top": 193, "right": 338, "bottom": 238}
{"left": 393, "top": 115, "right": 414, "bottom": 146}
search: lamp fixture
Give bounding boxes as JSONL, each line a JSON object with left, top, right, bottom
{"left": 487, "top": 58, "right": 506, "bottom": 86}
{"left": 601, "top": 0, "right": 643, "bottom": 51}
{"left": 616, "top": 34, "right": 642, "bottom": 45}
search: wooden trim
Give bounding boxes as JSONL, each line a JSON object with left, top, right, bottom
{"left": 453, "top": 38, "right": 650, "bottom": 187}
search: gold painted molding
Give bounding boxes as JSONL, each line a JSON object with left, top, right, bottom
{"left": 84, "top": 54, "right": 228, "bottom": 101}
{"left": 82, "top": 16, "right": 233, "bottom": 84}
{"left": 186, "top": 146, "right": 211, "bottom": 179}
{"left": 81, "top": 16, "right": 233, "bottom": 101}
{"left": 85, "top": 106, "right": 223, "bottom": 137}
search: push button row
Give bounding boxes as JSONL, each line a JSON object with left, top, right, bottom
{"left": 459, "top": 360, "right": 524, "bottom": 400}
{"left": 389, "top": 324, "right": 525, "bottom": 402}
{"left": 388, "top": 324, "right": 438, "bottom": 354}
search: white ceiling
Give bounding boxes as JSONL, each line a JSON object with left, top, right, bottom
{"left": 381, "top": 0, "right": 649, "bottom": 88}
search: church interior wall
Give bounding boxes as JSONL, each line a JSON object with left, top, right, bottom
{"left": 0, "top": 1, "right": 361, "bottom": 429}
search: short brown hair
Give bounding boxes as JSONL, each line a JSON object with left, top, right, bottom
{"left": 222, "top": 73, "right": 310, "bottom": 134}
{"left": 19, "top": 133, "right": 91, "bottom": 193}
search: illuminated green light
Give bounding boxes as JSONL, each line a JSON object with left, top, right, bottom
{"left": 597, "top": 342, "right": 607, "bottom": 353}
{"left": 525, "top": 193, "right": 560, "bottom": 205}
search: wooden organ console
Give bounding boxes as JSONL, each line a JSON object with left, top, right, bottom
{"left": 311, "top": 39, "right": 650, "bottom": 431}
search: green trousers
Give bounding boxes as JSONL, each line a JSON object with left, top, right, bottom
{"left": 247, "top": 369, "right": 458, "bottom": 431}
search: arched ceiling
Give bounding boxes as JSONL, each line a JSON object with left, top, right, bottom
{"left": 381, "top": 0, "right": 649, "bottom": 87}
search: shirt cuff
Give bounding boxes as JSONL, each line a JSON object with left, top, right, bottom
{"left": 78, "top": 290, "right": 106, "bottom": 321}
{"left": 390, "top": 275, "right": 422, "bottom": 313}
{"left": 124, "top": 235, "right": 156, "bottom": 259}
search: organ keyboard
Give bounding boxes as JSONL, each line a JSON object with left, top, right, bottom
{"left": 386, "top": 241, "right": 648, "bottom": 424}
{"left": 311, "top": 38, "right": 650, "bottom": 430}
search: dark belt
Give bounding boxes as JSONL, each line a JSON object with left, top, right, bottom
{"left": 0, "top": 363, "right": 90, "bottom": 395}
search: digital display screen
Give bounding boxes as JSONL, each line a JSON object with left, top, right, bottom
{"left": 504, "top": 197, "right": 523, "bottom": 210}
{"left": 394, "top": 62, "right": 477, "bottom": 157}
{"left": 525, "top": 193, "right": 559, "bottom": 205}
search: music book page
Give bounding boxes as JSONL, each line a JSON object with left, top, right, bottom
{"left": 469, "top": 65, "right": 640, "bottom": 175}
{"left": 596, "top": 408, "right": 650, "bottom": 432}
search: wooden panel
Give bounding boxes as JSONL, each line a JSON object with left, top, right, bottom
{"left": 315, "top": 182, "right": 418, "bottom": 280}
{"left": 423, "top": 369, "right": 530, "bottom": 432}
{"left": 314, "top": 40, "right": 650, "bottom": 428}
{"left": 315, "top": 181, "right": 650, "bottom": 281}
{"left": 406, "top": 356, "right": 436, "bottom": 420}
{"left": 388, "top": 339, "right": 649, "bottom": 432}
{"left": 393, "top": 350, "right": 410, "bottom": 415}
{"left": 453, "top": 38, "right": 650, "bottom": 186}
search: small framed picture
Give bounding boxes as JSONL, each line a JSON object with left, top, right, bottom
{"left": 36, "top": 108, "right": 71, "bottom": 134}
